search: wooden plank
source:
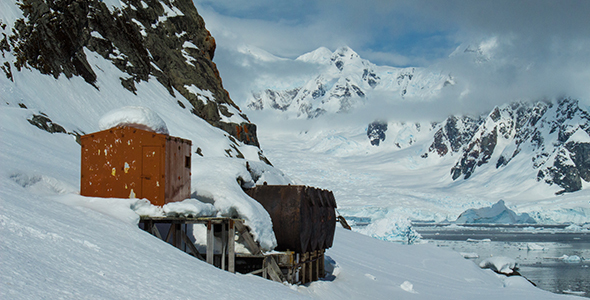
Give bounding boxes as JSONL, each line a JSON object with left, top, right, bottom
{"left": 301, "top": 252, "right": 308, "bottom": 284}
{"left": 234, "top": 220, "right": 261, "bottom": 255}
{"left": 165, "top": 224, "right": 174, "bottom": 244}
{"left": 247, "top": 269, "right": 264, "bottom": 276}
{"left": 180, "top": 228, "right": 205, "bottom": 260}
{"left": 266, "top": 256, "right": 285, "bottom": 283}
{"left": 206, "top": 220, "right": 214, "bottom": 265}
{"left": 312, "top": 250, "right": 319, "bottom": 282}
{"left": 228, "top": 219, "right": 235, "bottom": 273}
{"left": 319, "top": 250, "right": 325, "bottom": 278}
{"left": 174, "top": 223, "right": 182, "bottom": 249}
{"left": 221, "top": 221, "right": 227, "bottom": 270}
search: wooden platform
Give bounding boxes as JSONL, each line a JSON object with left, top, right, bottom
{"left": 139, "top": 216, "right": 326, "bottom": 284}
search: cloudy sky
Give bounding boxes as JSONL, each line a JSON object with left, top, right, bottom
{"left": 193, "top": 0, "right": 590, "bottom": 119}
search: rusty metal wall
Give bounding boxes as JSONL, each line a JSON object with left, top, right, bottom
{"left": 80, "top": 126, "right": 191, "bottom": 206}
{"left": 165, "top": 136, "right": 192, "bottom": 202}
{"left": 245, "top": 185, "right": 337, "bottom": 253}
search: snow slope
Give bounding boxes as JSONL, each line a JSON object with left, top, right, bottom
{"left": 248, "top": 116, "right": 590, "bottom": 228}
{"left": 0, "top": 33, "right": 290, "bottom": 250}
{"left": 1, "top": 181, "right": 581, "bottom": 299}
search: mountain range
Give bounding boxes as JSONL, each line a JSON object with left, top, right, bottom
{"left": 244, "top": 46, "right": 590, "bottom": 195}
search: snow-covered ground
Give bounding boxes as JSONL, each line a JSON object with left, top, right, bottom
{"left": 0, "top": 35, "right": 581, "bottom": 300}
{"left": 249, "top": 113, "right": 590, "bottom": 232}
{"left": 1, "top": 180, "right": 582, "bottom": 299}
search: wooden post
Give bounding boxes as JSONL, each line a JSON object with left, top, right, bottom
{"left": 221, "top": 221, "right": 227, "bottom": 270}
{"left": 206, "top": 220, "right": 214, "bottom": 265}
{"left": 312, "top": 250, "right": 319, "bottom": 281}
{"left": 228, "top": 219, "right": 235, "bottom": 273}
{"left": 174, "top": 223, "right": 181, "bottom": 249}
{"left": 301, "top": 252, "right": 308, "bottom": 284}
{"left": 319, "top": 249, "right": 325, "bottom": 278}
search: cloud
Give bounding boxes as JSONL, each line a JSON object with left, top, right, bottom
{"left": 194, "top": 0, "right": 590, "bottom": 120}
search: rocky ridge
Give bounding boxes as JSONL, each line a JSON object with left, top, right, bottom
{"left": 407, "top": 98, "right": 589, "bottom": 194}
{"left": 1, "top": 0, "right": 260, "bottom": 149}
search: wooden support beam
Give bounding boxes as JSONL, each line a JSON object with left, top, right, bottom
{"left": 319, "top": 250, "right": 325, "bottom": 279}
{"left": 147, "top": 222, "right": 163, "bottom": 240}
{"left": 228, "top": 219, "right": 235, "bottom": 273}
{"left": 234, "top": 220, "right": 261, "bottom": 255}
{"left": 263, "top": 256, "right": 284, "bottom": 283}
{"left": 174, "top": 223, "right": 182, "bottom": 249}
{"left": 206, "top": 220, "right": 214, "bottom": 265}
{"left": 268, "top": 256, "right": 285, "bottom": 282}
{"left": 165, "top": 224, "right": 174, "bottom": 244}
{"left": 301, "top": 252, "right": 308, "bottom": 284}
{"left": 312, "top": 250, "right": 319, "bottom": 282}
{"left": 180, "top": 228, "right": 205, "bottom": 261}
{"left": 221, "top": 221, "right": 227, "bottom": 271}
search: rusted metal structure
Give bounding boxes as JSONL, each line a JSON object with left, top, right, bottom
{"left": 245, "top": 184, "right": 337, "bottom": 284}
{"left": 80, "top": 126, "right": 191, "bottom": 206}
{"left": 245, "top": 185, "right": 337, "bottom": 253}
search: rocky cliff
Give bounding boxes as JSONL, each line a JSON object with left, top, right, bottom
{"left": 1, "top": 0, "right": 259, "bottom": 147}
{"left": 421, "top": 98, "right": 590, "bottom": 194}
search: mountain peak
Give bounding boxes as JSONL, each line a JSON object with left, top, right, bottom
{"left": 296, "top": 46, "right": 333, "bottom": 64}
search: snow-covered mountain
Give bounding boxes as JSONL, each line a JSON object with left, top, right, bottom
{"left": 247, "top": 46, "right": 452, "bottom": 118}
{"left": 424, "top": 98, "right": 590, "bottom": 194}
{"left": 242, "top": 46, "right": 590, "bottom": 196}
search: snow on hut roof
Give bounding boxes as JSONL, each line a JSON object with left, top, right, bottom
{"left": 98, "top": 106, "right": 169, "bottom": 135}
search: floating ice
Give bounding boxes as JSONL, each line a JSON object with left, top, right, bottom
{"left": 460, "top": 252, "right": 479, "bottom": 259}
{"left": 563, "top": 255, "right": 582, "bottom": 263}
{"left": 461, "top": 252, "right": 480, "bottom": 259}
{"left": 479, "top": 256, "right": 517, "bottom": 274}
{"left": 400, "top": 281, "right": 417, "bottom": 293}
{"left": 455, "top": 200, "right": 536, "bottom": 224}
{"left": 467, "top": 238, "right": 491, "bottom": 242}
{"left": 98, "top": 106, "right": 169, "bottom": 135}
{"left": 354, "top": 215, "right": 421, "bottom": 244}
{"left": 527, "top": 243, "right": 545, "bottom": 251}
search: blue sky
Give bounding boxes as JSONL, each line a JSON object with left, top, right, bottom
{"left": 193, "top": 0, "right": 590, "bottom": 115}
{"left": 194, "top": 0, "right": 590, "bottom": 66}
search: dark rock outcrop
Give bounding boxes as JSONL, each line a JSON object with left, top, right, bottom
{"left": 426, "top": 98, "right": 590, "bottom": 194}
{"left": 367, "top": 120, "right": 387, "bottom": 146}
{"left": 6, "top": 0, "right": 260, "bottom": 148}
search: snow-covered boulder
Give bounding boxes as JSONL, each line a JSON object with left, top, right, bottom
{"left": 455, "top": 200, "right": 536, "bottom": 224}
{"left": 98, "top": 106, "right": 169, "bottom": 135}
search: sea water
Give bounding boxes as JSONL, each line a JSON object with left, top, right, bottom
{"left": 414, "top": 224, "right": 590, "bottom": 298}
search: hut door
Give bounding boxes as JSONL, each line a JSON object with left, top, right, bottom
{"left": 142, "top": 146, "right": 161, "bottom": 204}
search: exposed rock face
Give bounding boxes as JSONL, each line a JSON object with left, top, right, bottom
{"left": 367, "top": 120, "right": 388, "bottom": 146}
{"left": 5, "top": 0, "right": 259, "bottom": 147}
{"left": 425, "top": 98, "right": 590, "bottom": 194}
{"left": 428, "top": 115, "right": 481, "bottom": 156}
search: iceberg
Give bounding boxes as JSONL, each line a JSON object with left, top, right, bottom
{"left": 455, "top": 200, "right": 536, "bottom": 224}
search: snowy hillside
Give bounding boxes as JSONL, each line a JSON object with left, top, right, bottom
{"left": 0, "top": 0, "right": 294, "bottom": 249}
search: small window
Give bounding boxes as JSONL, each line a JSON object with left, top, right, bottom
{"left": 185, "top": 156, "right": 191, "bottom": 169}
